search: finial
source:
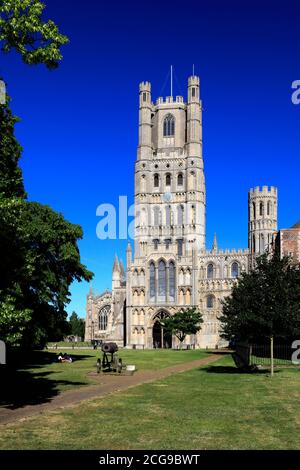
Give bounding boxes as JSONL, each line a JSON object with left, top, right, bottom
{"left": 212, "top": 232, "right": 218, "bottom": 252}
{"left": 119, "top": 260, "right": 125, "bottom": 277}
{"left": 112, "top": 254, "right": 120, "bottom": 272}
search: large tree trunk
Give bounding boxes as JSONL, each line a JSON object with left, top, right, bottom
{"left": 270, "top": 335, "right": 274, "bottom": 377}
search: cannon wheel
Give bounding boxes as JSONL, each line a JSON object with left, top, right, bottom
{"left": 96, "top": 358, "right": 101, "bottom": 374}
{"left": 117, "top": 358, "right": 123, "bottom": 373}
{"left": 112, "top": 354, "right": 119, "bottom": 372}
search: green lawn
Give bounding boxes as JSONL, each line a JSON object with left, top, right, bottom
{"left": 1, "top": 355, "right": 300, "bottom": 449}
{"left": 1, "top": 348, "right": 208, "bottom": 409}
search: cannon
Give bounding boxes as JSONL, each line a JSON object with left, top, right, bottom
{"left": 101, "top": 342, "right": 119, "bottom": 354}
{"left": 96, "top": 342, "right": 123, "bottom": 374}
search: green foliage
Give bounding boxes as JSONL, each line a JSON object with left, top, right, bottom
{"left": 0, "top": 0, "right": 69, "bottom": 68}
{"left": 0, "top": 96, "right": 25, "bottom": 198}
{"left": 0, "top": 194, "right": 93, "bottom": 347}
{"left": 0, "top": 294, "right": 31, "bottom": 344}
{"left": 69, "top": 311, "right": 85, "bottom": 339}
{"left": 162, "top": 308, "right": 203, "bottom": 344}
{"left": 219, "top": 253, "right": 300, "bottom": 342}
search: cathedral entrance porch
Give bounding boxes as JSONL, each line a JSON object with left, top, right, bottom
{"left": 152, "top": 311, "right": 172, "bottom": 349}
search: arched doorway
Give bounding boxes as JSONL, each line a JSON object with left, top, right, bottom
{"left": 152, "top": 311, "right": 172, "bottom": 349}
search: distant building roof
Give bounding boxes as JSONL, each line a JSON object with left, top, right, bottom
{"left": 291, "top": 221, "right": 300, "bottom": 229}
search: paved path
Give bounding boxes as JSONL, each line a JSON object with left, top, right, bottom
{"left": 0, "top": 353, "right": 222, "bottom": 426}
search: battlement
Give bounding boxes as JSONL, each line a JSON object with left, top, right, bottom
{"left": 199, "top": 248, "right": 250, "bottom": 256}
{"left": 188, "top": 75, "right": 200, "bottom": 86}
{"left": 156, "top": 95, "right": 184, "bottom": 105}
{"left": 249, "top": 185, "right": 277, "bottom": 197}
{"left": 139, "top": 81, "right": 151, "bottom": 92}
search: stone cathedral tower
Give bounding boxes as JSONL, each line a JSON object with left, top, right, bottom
{"left": 85, "top": 73, "right": 283, "bottom": 350}
{"left": 135, "top": 76, "right": 206, "bottom": 257}
{"left": 248, "top": 186, "right": 278, "bottom": 254}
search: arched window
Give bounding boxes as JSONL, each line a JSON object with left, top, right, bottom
{"left": 259, "top": 202, "right": 264, "bottom": 216}
{"left": 207, "top": 263, "right": 214, "bottom": 279}
{"left": 260, "top": 234, "right": 264, "bottom": 252}
{"left": 154, "top": 174, "right": 159, "bottom": 188}
{"left": 141, "top": 174, "right": 146, "bottom": 192}
{"left": 186, "top": 289, "right": 191, "bottom": 305}
{"left": 166, "top": 173, "right": 171, "bottom": 186}
{"left": 207, "top": 295, "right": 214, "bottom": 309}
{"left": 191, "top": 205, "right": 196, "bottom": 224}
{"left": 163, "top": 114, "right": 175, "bottom": 137}
{"left": 177, "top": 173, "right": 183, "bottom": 186}
{"left": 169, "top": 261, "right": 175, "bottom": 302}
{"left": 99, "top": 305, "right": 110, "bottom": 330}
{"left": 179, "top": 289, "right": 184, "bottom": 305}
{"left": 165, "top": 206, "right": 171, "bottom": 226}
{"left": 154, "top": 206, "right": 160, "bottom": 226}
{"left": 231, "top": 262, "right": 239, "bottom": 278}
{"left": 252, "top": 202, "right": 256, "bottom": 219}
{"left": 177, "top": 205, "right": 184, "bottom": 225}
{"left": 185, "top": 268, "right": 191, "bottom": 285}
{"left": 189, "top": 171, "right": 195, "bottom": 190}
{"left": 150, "top": 262, "right": 155, "bottom": 301}
{"left": 267, "top": 201, "right": 272, "bottom": 216}
{"left": 158, "top": 260, "right": 167, "bottom": 302}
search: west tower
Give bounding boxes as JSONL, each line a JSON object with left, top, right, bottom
{"left": 135, "top": 75, "right": 206, "bottom": 260}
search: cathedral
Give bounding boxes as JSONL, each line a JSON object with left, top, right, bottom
{"left": 85, "top": 74, "right": 281, "bottom": 349}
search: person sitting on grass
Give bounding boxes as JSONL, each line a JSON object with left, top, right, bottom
{"left": 58, "top": 353, "right": 72, "bottom": 363}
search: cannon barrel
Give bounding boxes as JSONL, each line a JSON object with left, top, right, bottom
{"left": 101, "top": 342, "right": 118, "bottom": 354}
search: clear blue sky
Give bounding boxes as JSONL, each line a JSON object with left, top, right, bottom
{"left": 1, "top": 0, "right": 299, "bottom": 318}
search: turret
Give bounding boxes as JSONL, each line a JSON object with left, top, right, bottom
{"left": 138, "top": 81, "right": 152, "bottom": 160}
{"left": 248, "top": 186, "right": 278, "bottom": 254}
{"left": 112, "top": 254, "right": 120, "bottom": 289}
{"left": 186, "top": 75, "right": 202, "bottom": 160}
{"left": 126, "top": 241, "right": 132, "bottom": 269}
{"left": 212, "top": 232, "right": 218, "bottom": 252}
{"left": 119, "top": 260, "right": 126, "bottom": 286}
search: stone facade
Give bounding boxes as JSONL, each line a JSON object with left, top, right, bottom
{"left": 85, "top": 74, "right": 282, "bottom": 349}
{"left": 276, "top": 221, "right": 300, "bottom": 264}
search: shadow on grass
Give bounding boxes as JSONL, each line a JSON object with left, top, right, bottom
{"left": 0, "top": 350, "right": 89, "bottom": 410}
{"left": 202, "top": 365, "right": 272, "bottom": 375}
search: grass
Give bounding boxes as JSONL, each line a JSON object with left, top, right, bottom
{"left": 1, "top": 355, "right": 300, "bottom": 449}
{"left": 0, "top": 348, "right": 208, "bottom": 408}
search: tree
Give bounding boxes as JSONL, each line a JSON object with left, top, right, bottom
{"left": 0, "top": 0, "right": 68, "bottom": 69}
{"left": 0, "top": 194, "right": 93, "bottom": 347}
{"left": 0, "top": 2, "right": 93, "bottom": 348}
{"left": 0, "top": 98, "right": 25, "bottom": 198}
{"left": 69, "top": 312, "right": 85, "bottom": 339}
{"left": 161, "top": 308, "right": 203, "bottom": 349}
{"left": 219, "top": 253, "right": 300, "bottom": 375}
